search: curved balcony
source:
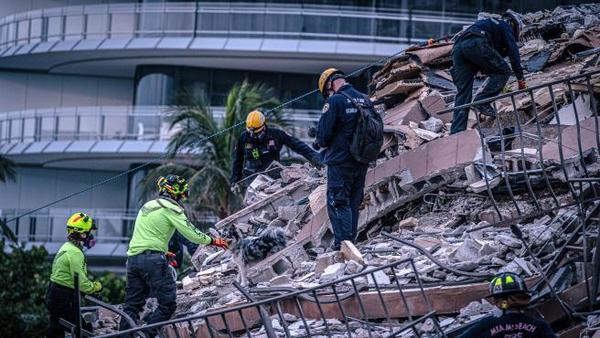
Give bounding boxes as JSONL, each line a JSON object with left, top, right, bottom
{"left": 0, "top": 2, "right": 473, "bottom": 76}
{"left": 0, "top": 105, "right": 319, "bottom": 169}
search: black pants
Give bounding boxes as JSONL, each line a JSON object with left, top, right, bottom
{"left": 450, "top": 35, "right": 512, "bottom": 134}
{"left": 326, "top": 164, "right": 368, "bottom": 249}
{"left": 46, "top": 283, "right": 91, "bottom": 338}
{"left": 120, "top": 252, "right": 176, "bottom": 331}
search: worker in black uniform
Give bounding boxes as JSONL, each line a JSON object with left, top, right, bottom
{"left": 314, "top": 68, "right": 370, "bottom": 251}
{"left": 230, "top": 110, "right": 321, "bottom": 190}
{"left": 458, "top": 272, "right": 555, "bottom": 338}
{"left": 450, "top": 10, "right": 528, "bottom": 134}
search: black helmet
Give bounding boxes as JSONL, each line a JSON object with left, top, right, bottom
{"left": 489, "top": 272, "right": 529, "bottom": 298}
{"left": 502, "top": 9, "right": 523, "bottom": 40}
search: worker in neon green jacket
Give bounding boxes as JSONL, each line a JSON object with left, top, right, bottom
{"left": 47, "top": 212, "right": 101, "bottom": 338}
{"left": 120, "top": 174, "right": 229, "bottom": 331}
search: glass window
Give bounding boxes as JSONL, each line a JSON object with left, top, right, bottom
{"left": 137, "top": 12, "right": 163, "bottom": 37}
{"left": 22, "top": 118, "right": 36, "bottom": 143}
{"left": 40, "top": 117, "right": 55, "bottom": 140}
{"left": 135, "top": 72, "right": 175, "bottom": 106}
{"left": 165, "top": 12, "right": 195, "bottom": 36}
{"left": 111, "top": 13, "right": 135, "bottom": 38}
{"left": 412, "top": 20, "right": 442, "bottom": 40}
{"left": 30, "top": 18, "right": 43, "bottom": 43}
{"left": 230, "top": 13, "right": 265, "bottom": 32}
{"left": 303, "top": 15, "right": 338, "bottom": 35}
{"left": 9, "top": 119, "right": 22, "bottom": 142}
{"left": 339, "top": 16, "right": 372, "bottom": 37}
{"left": 17, "top": 20, "right": 29, "bottom": 43}
{"left": 198, "top": 12, "right": 229, "bottom": 32}
{"left": 65, "top": 15, "right": 84, "bottom": 40}
{"left": 281, "top": 74, "right": 319, "bottom": 109}
{"left": 47, "top": 16, "right": 63, "bottom": 41}
{"left": 57, "top": 116, "right": 76, "bottom": 140}
{"left": 211, "top": 69, "right": 245, "bottom": 106}
{"left": 264, "top": 14, "right": 302, "bottom": 33}
{"left": 7, "top": 22, "right": 17, "bottom": 44}
{"left": 86, "top": 14, "right": 108, "bottom": 39}
{"left": 78, "top": 115, "right": 100, "bottom": 140}
{"left": 376, "top": 18, "right": 401, "bottom": 38}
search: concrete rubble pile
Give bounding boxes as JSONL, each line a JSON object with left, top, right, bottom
{"left": 91, "top": 4, "right": 600, "bottom": 337}
{"left": 162, "top": 4, "right": 600, "bottom": 337}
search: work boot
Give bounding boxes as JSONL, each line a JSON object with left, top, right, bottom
{"left": 474, "top": 103, "right": 496, "bottom": 117}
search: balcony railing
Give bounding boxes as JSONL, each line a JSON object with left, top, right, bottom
{"left": 0, "top": 207, "right": 218, "bottom": 245}
{"left": 0, "top": 2, "right": 474, "bottom": 50}
{"left": 0, "top": 105, "right": 320, "bottom": 144}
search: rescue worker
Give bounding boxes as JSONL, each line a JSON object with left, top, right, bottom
{"left": 120, "top": 174, "right": 229, "bottom": 331}
{"left": 230, "top": 110, "right": 322, "bottom": 191}
{"left": 458, "top": 272, "right": 555, "bottom": 338}
{"left": 450, "top": 10, "right": 527, "bottom": 134}
{"left": 46, "top": 212, "right": 102, "bottom": 338}
{"left": 314, "top": 68, "right": 369, "bottom": 251}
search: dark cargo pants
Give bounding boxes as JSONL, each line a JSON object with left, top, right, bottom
{"left": 450, "top": 35, "right": 512, "bottom": 134}
{"left": 46, "top": 283, "right": 92, "bottom": 338}
{"left": 120, "top": 252, "right": 176, "bottom": 331}
{"left": 327, "top": 164, "right": 368, "bottom": 249}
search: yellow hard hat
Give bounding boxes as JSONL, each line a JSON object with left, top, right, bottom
{"left": 318, "top": 68, "right": 345, "bottom": 98}
{"left": 66, "top": 212, "right": 95, "bottom": 234}
{"left": 246, "top": 110, "right": 266, "bottom": 134}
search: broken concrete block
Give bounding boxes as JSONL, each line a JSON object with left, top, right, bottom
{"left": 277, "top": 205, "right": 301, "bottom": 221}
{"left": 410, "top": 121, "right": 442, "bottom": 141}
{"left": 366, "top": 268, "right": 391, "bottom": 285}
{"left": 309, "top": 185, "right": 327, "bottom": 216}
{"left": 269, "top": 274, "right": 292, "bottom": 286}
{"left": 345, "top": 260, "right": 364, "bottom": 275}
{"left": 384, "top": 99, "right": 428, "bottom": 126}
{"left": 497, "top": 235, "right": 522, "bottom": 249}
{"left": 399, "top": 217, "right": 419, "bottom": 229}
{"left": 420, "top": 117, "right": 444, "bottom": 133}
{"left": 468, "top": 176, "right": 501, "bottom": 193}
{"left": 319, "top": 263, "right": 346, "bottom": 284}
{"left": 248, "top": 267, "right": 276, "bottom": 285}
{"left": 549, "top": 94, "right": 593, "bottom": 125}
{"left": 182, "top": 276, "right": 200, "bottom": 291}
{"left": 315, "top": 251, "right": 341, "bottom": 277}
{"left": 340, "top": 241, "right": 365, "bottom": 265}
{"left": 451, "top": 238, "right": 482, "bottom": 262}
{"left": 478, "top": 209, "right": 511, "bottom": 224}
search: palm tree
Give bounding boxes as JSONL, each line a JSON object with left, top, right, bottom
{"left": 0, "top": 155, "right": 16, "bottom": 183}
{"left": 139, "top": 80, "right": 284, "bottom": 218}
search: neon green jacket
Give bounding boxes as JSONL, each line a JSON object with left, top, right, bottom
{"left": 50, "top": 241, "right": 100, "bottom": 293}
{"left": 127, "top": 198, "right": 212, "bottom": 256}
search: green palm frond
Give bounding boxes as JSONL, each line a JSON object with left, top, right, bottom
{"left": 138, "top": 81, "right": 280, "bottom": 218}
{"left": 0, "top": 156, "right": 16, "bottom": 183}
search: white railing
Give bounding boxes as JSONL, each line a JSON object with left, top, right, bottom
{"left": 0, "top": 207, "right": 218, "bottom": 244}
{"left": 0, "top": 105, "right": 321, "bottom": 144}
{"left": 0, "top": 2, "right": 474, "bottom": 50}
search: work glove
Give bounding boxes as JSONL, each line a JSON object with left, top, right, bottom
{"left": 312, "top": 141, "right": 321, "bottom": 151}
{"left": 166, "top": 251, "right": 178, "bottom": 268}
{"left": 517, "top": 80, "right": 527, "bottom": 90}
{"left": 210, "top": 237, "right": 229, "bottom": 250}
{"left": 230, "top": 183, "right": 241, "bottom": 194}
{"left": 92, "top": 281, "right": 103, "bottom": 293}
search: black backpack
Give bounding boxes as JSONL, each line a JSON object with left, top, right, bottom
{"left": 339, "top": 92, "right": 384, "bottom": 164}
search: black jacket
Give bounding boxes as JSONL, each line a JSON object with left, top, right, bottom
{"left": 231, "top": 127, "right": 320, "bottom": 184}
{"left": 316, "top": 84, "right": 371, "bottom": 166}
{"left": 467, "top": 18, "right": 524, "bottom": 80}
